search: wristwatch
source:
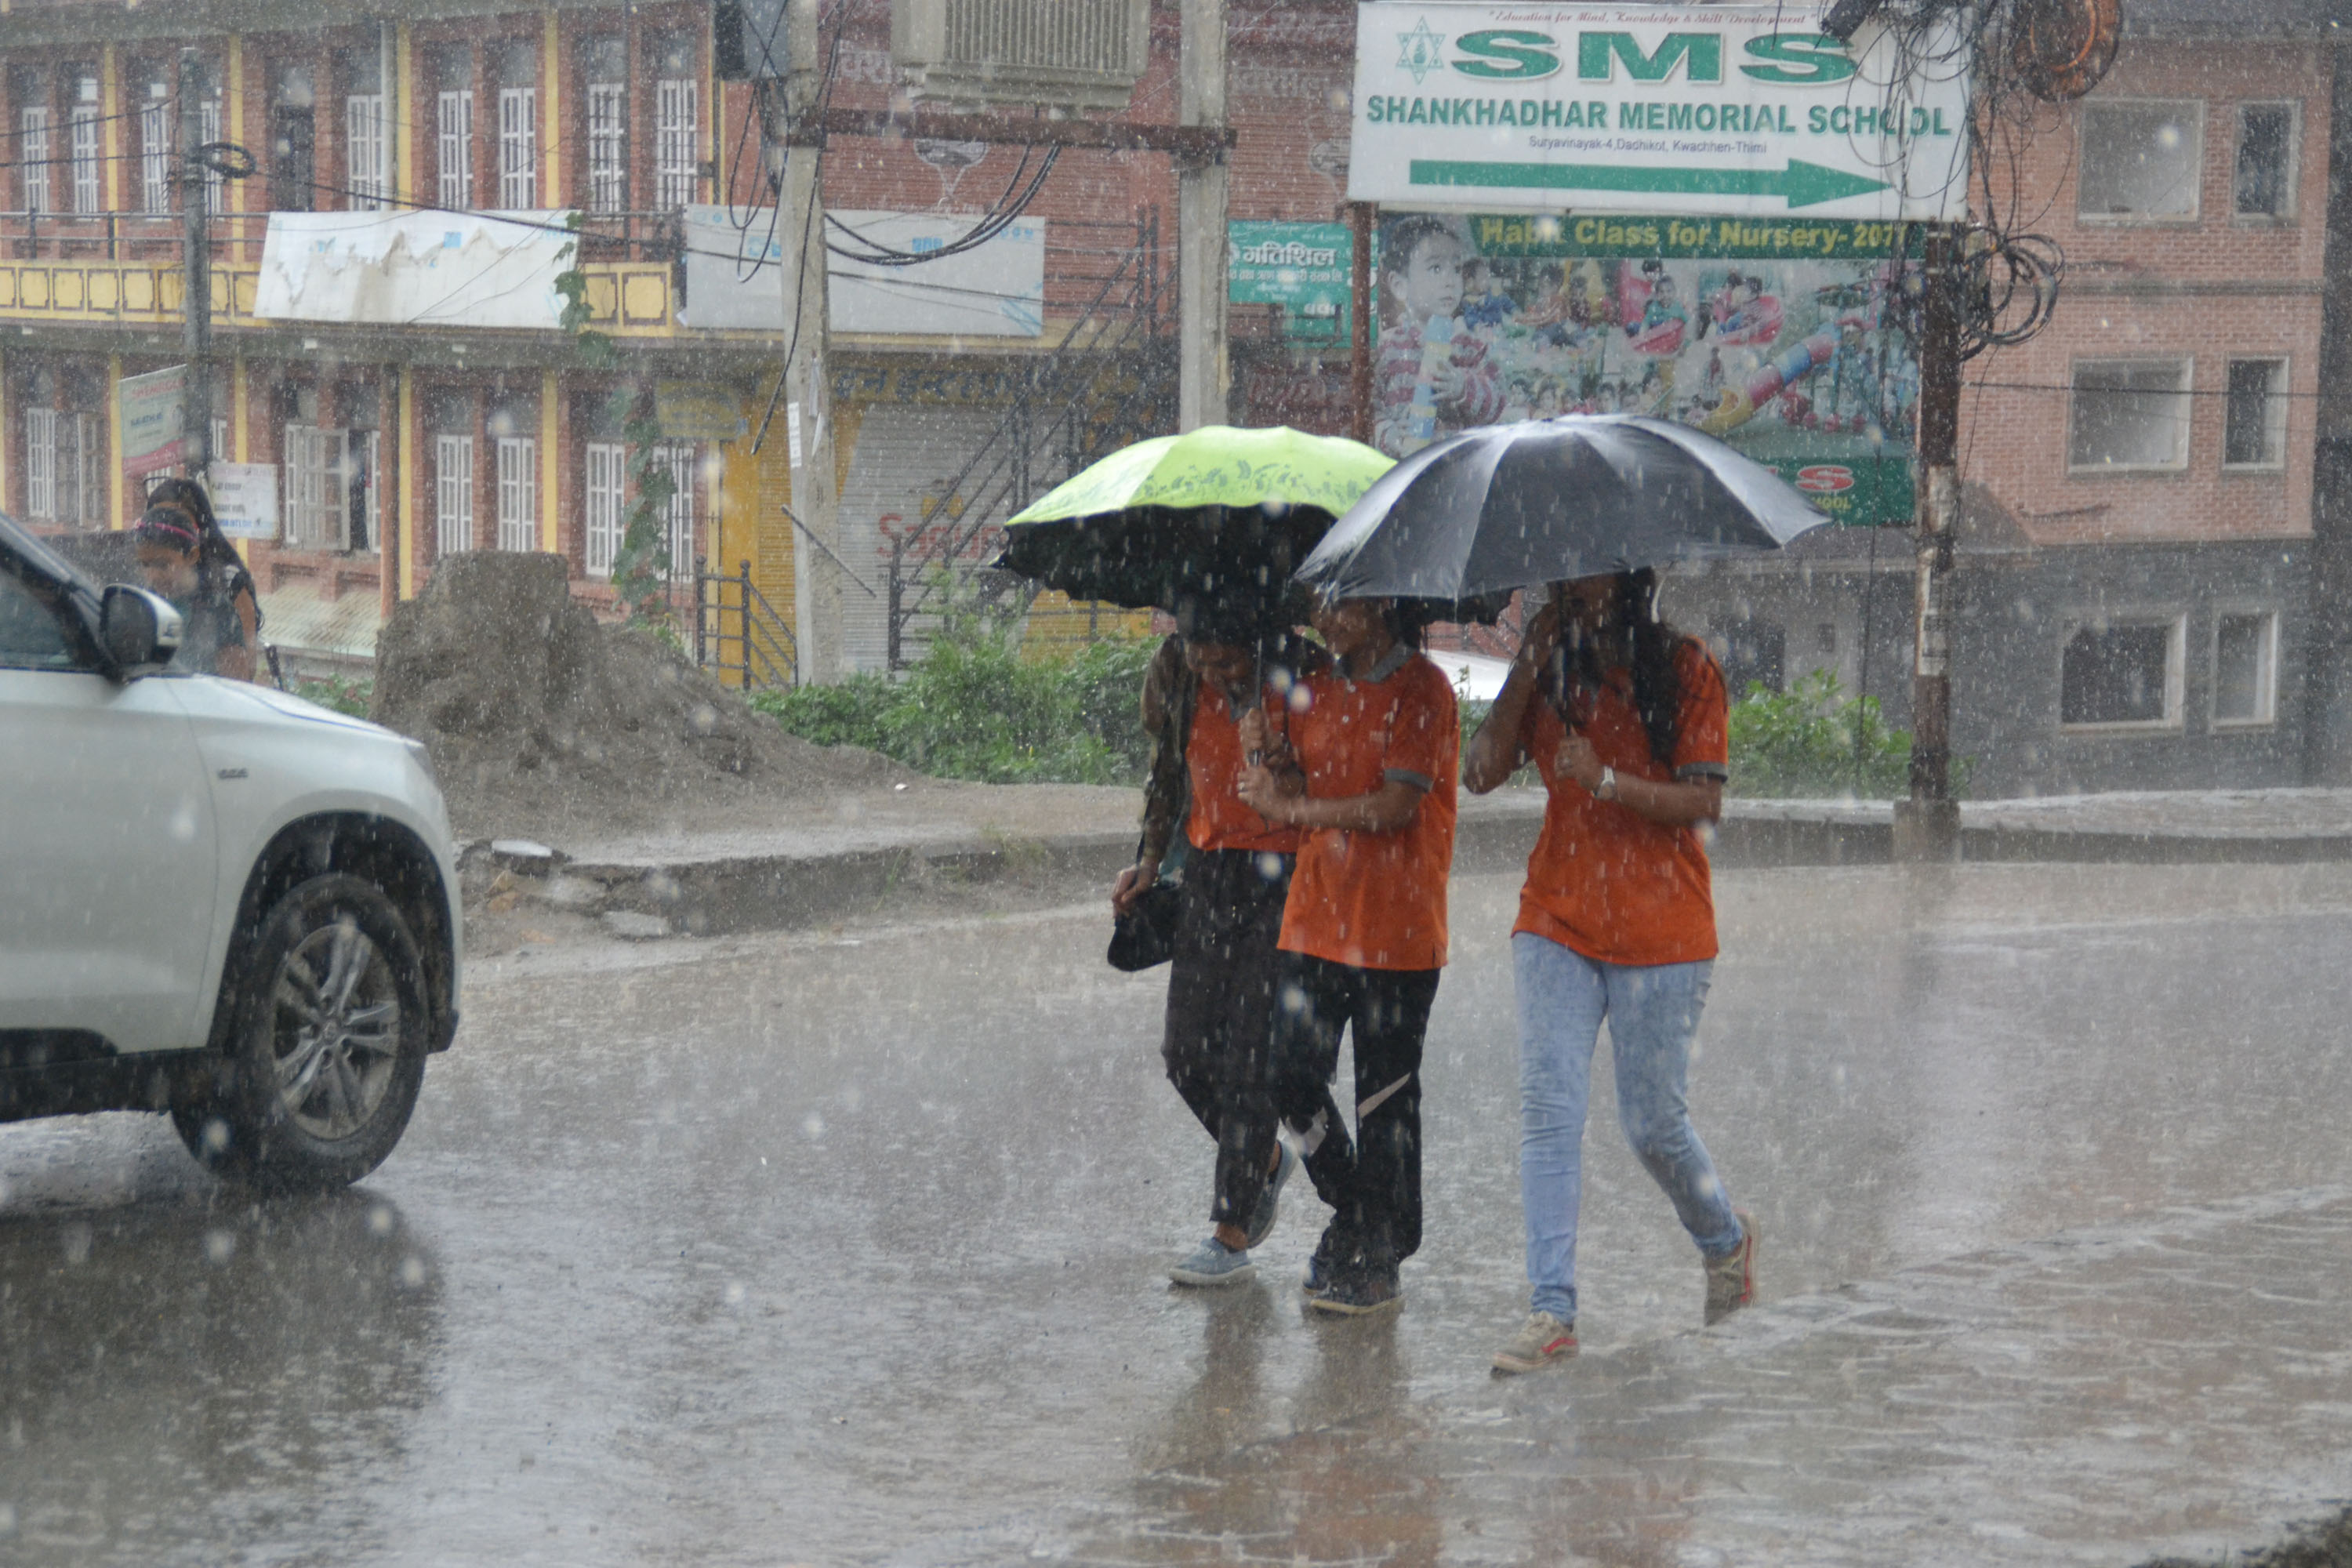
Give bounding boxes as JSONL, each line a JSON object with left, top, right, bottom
{"left": 1595, "top": 765, "right": 1619, "bottom": 802}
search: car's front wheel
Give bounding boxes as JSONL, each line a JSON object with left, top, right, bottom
{"left": 173, "top": 873, "right": 430, "bottom": 1191}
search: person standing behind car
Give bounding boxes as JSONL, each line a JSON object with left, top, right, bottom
{"left": 1115, "top": 618, "right": 1326, "bottom": 1287}
{"left": 1236, "top": 595, "right": 1457, "bottom": 1317}
{"left": 132, "top": 484, "right": 260, "bottom": 682}
{"left": 1464, "top": 569, "right": 1757, "bottom": 1377}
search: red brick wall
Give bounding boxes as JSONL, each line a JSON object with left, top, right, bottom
{"left": 1962, "top": 38, "right": 2333, "bottom": 546}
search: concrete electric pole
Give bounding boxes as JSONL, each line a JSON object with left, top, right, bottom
{"left": 1896, "top": 223, "right": 1962, "bottom": 861}
{"left": 764, "top": 0, "right": 844, "bottom": 684}
{"left": 178, "top": 48, "right": 212, "bottom": 478}
{"left": 1177, "top": 0, "right": 1228, "bottom": 431}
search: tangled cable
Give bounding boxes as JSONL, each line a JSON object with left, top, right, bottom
{"left": 822, "top": 143, "right": 1060, "bottom": 267}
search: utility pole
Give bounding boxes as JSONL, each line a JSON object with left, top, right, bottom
{"left": 1346, "top": 201, "right": 1374, "bottom": 446}
{"left": 178, "top": 48, "right": 212, "bottom": 478}
{"left": 760, "top": 0, "right": 844, "bottom": 683}
{"left": 1895, "top": 223, "right": 1962, "bottom": 861}
{"left": 1177, "top": 0, "right": 1228, "bottom": 430}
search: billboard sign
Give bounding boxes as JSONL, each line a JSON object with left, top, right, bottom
{"left": 119, "top": 364, "right": 187, "bottom": 480}
{"left": 1228, "top": 221, "right": 1353, "bottom": 343}
{"left": 1372, "top": 211, "right": 1922, "bottom": 524}
{"left": 209, "top": 463, "right": 280, "bottom": 540}
{"left": 1349, "top": 4, "right": 1969, "bottom": 220}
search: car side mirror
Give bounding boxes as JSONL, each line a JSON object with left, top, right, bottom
{"left": 100, "top": 584, "right": 183, "bottom": 675}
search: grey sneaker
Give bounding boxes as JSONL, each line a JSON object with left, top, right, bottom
{"left": 1243, "top": 1142, "right": 1300, "bottom": 1250}
{"left": 1168, "top": 1236, "right": 1256, "bottom": 1287}
{"left": 1491, "top": 1312, "right": 1577, "bottom": 1374}
{"left": 1704, "top": 1209, "right": 1759, "bottom": 1326}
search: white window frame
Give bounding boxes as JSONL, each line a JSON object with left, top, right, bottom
{"left": 495, "top": 435, "right": 537, "bottom": 551}
{"left": 2067, "top": 358, "right": 2194, "bottom": 474}
{"left": 68, "top": 95, "right": 102, "bottom": 215}
{"left": 2058, "top": 612, "right": 2187, "bottom": 733}
{"left": 24, "top": 407, "right": 56, "bottom": 521}
{"left": 283, "top": 423, "right": 351, "bottom": 550}
{"left": 435, "top": 434, "right": 475, "bottom": 554}
{"left": 2077, "top": 97, "right": 2205, "bottom": 225}
{"left": 347, "top": 94, "right": 389, "bottom": 210}
{"left": 200, "top": 97, "right": 223, "bottom": 213}
{"left": 19, "top": 107, "right": 50, "bottom": 215}
{"left": 586, "top": 81, "right": 629, "bottom": 215}
{"left": 355, "top": 429, "right": 382, "bottom": 553}
{"left": 437, "top": 89, "right": 474, "bottom": 210}
{"left": 2233, "top": 100, "right": 2299, "bottom": 223}
{"left": 497, "top": 85, "right": 537, "bottom": 209}
{"left": 656, "top": 78, "right": 699, "bottom": 209}
{"left": 655, "top": 441, "right": 699, "bottom": 572}
{"left": 74, "top": 413, "right": 101, "bottom": 525}
{"left": 2210, "top": 607, "right": 2280, "bottom": 728}
{"left": 141, "top": 83, "right": 172, "bottom": 216}
{"left": 584, "top": 440, "right": 626, "bottom": 576}
{"left": 2221, "top": 355, "right": 2289, "bottom": 472}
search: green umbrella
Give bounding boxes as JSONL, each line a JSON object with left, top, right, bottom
{"left": 994, "top": 426, "right": 1393, "bottom": 628}
{"left": 1004, "top": 425, "right": 1392, "bottom": 527}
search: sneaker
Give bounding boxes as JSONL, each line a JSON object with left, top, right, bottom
{"left": 1704, "top": 1209, "right": 1759, "bottom": 1326}
{"left": 1301, "top": 1224, "right": 1350, "bottom": 1298}
{"left": 1168, "top": 1236, "right": 1256, "bottom": 1288}
{"left": 1491, "top": 1312, "right": 1578, "bottom": 1374}
{"left": 1244, "top": 1142, "right": 1300, "bottom": 1250}
{"left": 1305, "top": 1268, "right": 1403, "bottom": 1317}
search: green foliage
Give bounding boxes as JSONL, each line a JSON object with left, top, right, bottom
{"left": 753, "top": 597, "right": 1157, "bottom": 785}
{"left": 554, "top": 230, "right": 673, "bottom": 624}
{"left": 1726, "top": 669, "right": 1916, "bottom": 799}
{"left": 293, "top": 673, "right": 373, "bottom": 718}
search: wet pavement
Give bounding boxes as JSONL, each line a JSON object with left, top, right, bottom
{"left": 5, "top": 862, "right": 2352, "bottom": 1565}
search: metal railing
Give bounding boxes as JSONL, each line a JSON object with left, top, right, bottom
{"left": 694, "top": 558, "right": 798, "bottom": 691}
{"left": 882, "top": 205, "right": 1177, "bottom": 667}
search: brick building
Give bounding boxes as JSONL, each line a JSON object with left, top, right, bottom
{"left": 1671, "top": 0, "right": 2346, "bottom": 795}
{"left": 0, "top": 0, "right": 1374, "bottom": 677}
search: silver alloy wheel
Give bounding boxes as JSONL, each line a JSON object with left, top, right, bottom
{"left": 268, "top": 915, "right": 402, "bottom": 1141}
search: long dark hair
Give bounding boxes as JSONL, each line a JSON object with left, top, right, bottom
{"left": 1554, "top": 568, "right": 1689, "bottom": 765}
{"left": 142, "top": 476, "right": 253, "bottom": 601}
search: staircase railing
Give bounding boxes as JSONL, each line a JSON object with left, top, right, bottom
{"left": 694, "top": 559, "right": 799, "bottom": 690}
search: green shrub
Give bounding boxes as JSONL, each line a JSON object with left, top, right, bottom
{"left": 294, "top": 673, "right": 373, "bottom": 718}
{"left": 1726, "top": 669, "right": 1915, "bottom": 799}
{"left": 753, "top": 602, "right": 1158, "bottom": 786}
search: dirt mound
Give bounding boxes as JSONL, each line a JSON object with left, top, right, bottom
{"left": 373, "top": 552, "right": 902, "bottom": 840}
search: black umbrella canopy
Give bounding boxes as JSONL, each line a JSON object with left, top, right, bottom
{"left": 1295, "top": 416, "right": 1829, "bottom": 604}
{"left": 992, "top": 503, "right": 1330, "bottom": 630}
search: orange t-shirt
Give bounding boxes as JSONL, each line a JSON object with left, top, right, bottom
{"left": 1186, "top": 677, "right": 1301, "bottom": 856}
{"left": 1513, "top": 640, "right": 1729, "bottom": 966}
{"left": 1277, "top": 652, "right": 1459, "bottom": 971}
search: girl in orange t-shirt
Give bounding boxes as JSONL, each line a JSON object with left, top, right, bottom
{"left": 1463, "top": 570, "right": 1758, "bottom": 1374}
{"left": 1238, "top": 596, "right": 1457, "bottom": 1317}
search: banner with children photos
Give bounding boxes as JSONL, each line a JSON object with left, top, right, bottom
{"left": 1372, "top": 211, "right": 1924, "bottom": 525}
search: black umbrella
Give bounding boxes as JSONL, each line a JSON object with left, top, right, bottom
{"left": 992, "top": 503, "right": 1328, "bottom": 636}
{"left": 1294, "top": 416, "right": 1829, "bottom": 605}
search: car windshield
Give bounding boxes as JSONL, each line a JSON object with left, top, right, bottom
{"left": 0, "top": 565, "right": 77, "bottom": 670}
{"left": 0, "top": 510, "right": 97, "bottom": 593}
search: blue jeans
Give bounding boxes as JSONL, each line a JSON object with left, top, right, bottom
{"left": 1513, "top": 932, "right": 1743, "bottom": 1322}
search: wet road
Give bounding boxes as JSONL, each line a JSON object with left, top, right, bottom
{"left": 5, "top": 862, "right": 2352, "bottom": 1565}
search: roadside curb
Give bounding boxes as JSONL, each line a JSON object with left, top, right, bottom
{"left": 463, "top": 793, "right": 2352, "bottom": 939}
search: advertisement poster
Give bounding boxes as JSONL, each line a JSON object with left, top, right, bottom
{"left": 1373, "top": 212, "right": 1922, "bottom": 524}
{"left": 118, "top": 363, "right": 187, "bottom": 481}
{"left": 209, "top": 463, "right": 280, "bottom": 540}
{"left": 1350, "top": 4, "right": 1969, "bottom": 221}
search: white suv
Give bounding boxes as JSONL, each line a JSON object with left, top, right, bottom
{"left": 0, "top": 514, "right": 459, "bottom": 1189}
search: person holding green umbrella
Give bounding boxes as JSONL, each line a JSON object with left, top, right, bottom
{"left": 995, "top": 426, "right": 1392, "bottom": 1287}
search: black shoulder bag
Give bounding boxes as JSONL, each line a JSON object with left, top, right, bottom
{"left": 1107, "top": 657, "right": 1194, "bottom": 973}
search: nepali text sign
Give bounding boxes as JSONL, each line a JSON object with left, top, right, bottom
{"left": 209, "top": 463, "right": 279, "bottom": 540}
{"left": 656, "top": 382, "right": 750, "bottom": 441}
{"left": 118, "top": 364, "right": 187, "bottom": 481}
{"left": 1371, "top": 212, "right": 1919, "bottom": 524}
{"left": 1228, "top": 221, "right": 1353, "bottom": 343}
{"left": 1350, "top": 5, "right": 1969, "bottom": 220}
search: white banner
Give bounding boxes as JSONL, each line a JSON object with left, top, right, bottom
{"left": 118, "top": 364, "right": 187, "bottom": 480}
{"left": 254, "top": 211, "right": 575, "bottom": 329}
{"left": 681, "top": 207, "right": 1047, "bottom": 337}
{"left": 1349, "top": 4, "right": 1968, "bottom": 220}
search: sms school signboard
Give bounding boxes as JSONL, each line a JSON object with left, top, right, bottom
{"left": 1350, "top": 4, "right": 1969, "bottom": 220}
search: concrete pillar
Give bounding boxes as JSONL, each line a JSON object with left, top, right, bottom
{"left": 1177, "top": 0, "right": 1228, "bottom": 432}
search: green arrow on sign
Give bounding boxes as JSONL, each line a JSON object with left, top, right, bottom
{"left": 1408, "top": 158, "right": 1891, "bottom": 210}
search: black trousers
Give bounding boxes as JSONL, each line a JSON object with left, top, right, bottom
{"left": 1161, "top": 849, "right": 1293, "bottom": 1229}
{"left": 1268, "top": 953, "right": 1441, "bottom": 1276}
